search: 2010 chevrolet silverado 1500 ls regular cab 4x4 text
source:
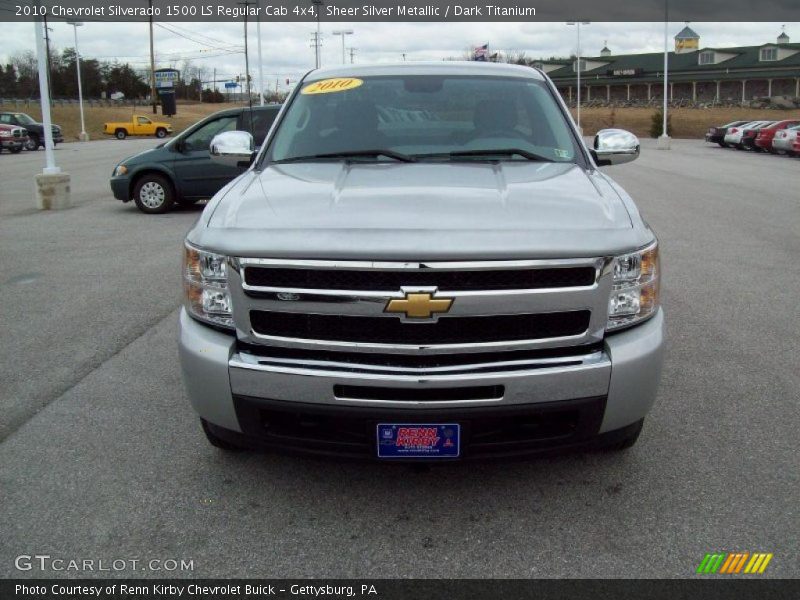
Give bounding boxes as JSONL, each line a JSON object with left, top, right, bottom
{"left": 179, "top": 62, "right": 664, "bottom": 460}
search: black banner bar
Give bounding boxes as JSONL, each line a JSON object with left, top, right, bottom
{"left": 3, "top": 579, "right": 800, "bottom": 600}
{"left": 3, "top": 0, "right": 800, "bottom": 22}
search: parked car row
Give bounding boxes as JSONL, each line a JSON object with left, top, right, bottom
{"left": 0, "top": 110, "right": 172, "bottom": 151}
{"left": 0, "top": 111, "right": 63, "bottom": 150}
{"left": 706, "top": 119, "right": 800, "bottom": 155}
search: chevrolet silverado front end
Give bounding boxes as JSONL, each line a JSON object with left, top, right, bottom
{"left": 179, "top": 62, "right": 664, "bottom": 460}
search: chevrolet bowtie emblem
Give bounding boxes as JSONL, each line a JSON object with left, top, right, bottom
{"left": 385, "top": 292, "right": 454, "bottom": 319}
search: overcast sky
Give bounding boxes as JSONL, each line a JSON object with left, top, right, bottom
{"left": 3, "top": 21, "right": 795, "bottom": 92}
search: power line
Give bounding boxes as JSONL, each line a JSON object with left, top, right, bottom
{"left": 162, "top": 22, "right": 237, "bottom": 48}
{"left": 155, "top": 23, "right": 243, "bottom": 53}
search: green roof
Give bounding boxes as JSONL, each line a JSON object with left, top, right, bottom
{"left": 545, "top": 43, "right": 800, "bottom": 84}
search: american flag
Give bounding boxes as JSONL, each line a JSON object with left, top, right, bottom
{"left": 473, "top": 43, "right": 489, "bottom": 61}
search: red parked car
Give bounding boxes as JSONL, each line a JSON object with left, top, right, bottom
{"left": 0, "top": 122, "right": 28, "bottom": 153}
{"left": 754, "top": 120, "right": 800, "bottom": 153}
{"left": 793, "top": 136, "right": 800, "bottom": 155}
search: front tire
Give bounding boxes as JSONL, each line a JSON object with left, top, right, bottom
{"left": 25, "top": 135, "right": 39, "bottom": 151}
{"left": 133, "top": 173, "right": 174, "bottom": 214}
{"left": 155, "top": 128, "right": 167, "bottom": 138}
{"left": 201, "top": 419, "right": 245, "bottom": 452}
{"left": 10, "top": 146, "right": 22, "bottom": 154}
{"left": 115, "top": 129, "right": 127, "bottom": 140}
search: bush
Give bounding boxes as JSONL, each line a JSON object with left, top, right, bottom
{"left": 650, "top": 109, "right": 672, "bottom": 138}
{"left": 202, "top": 89, "right": 225, "bottom": 103}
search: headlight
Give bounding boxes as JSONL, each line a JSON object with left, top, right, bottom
{"left": 114, "top": 165, "right": 128, "bottom": 176}
{"left": 183, "top": 243, "right": 234, "bottom": 329}
{"left": 0, "top": 130, "right": 10, "bottom": 138}
{"left": 606, "top": 241, "right": 660, "bottom": 331}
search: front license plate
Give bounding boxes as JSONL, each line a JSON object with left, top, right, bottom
{"left": 376, "top": 424, "right": 460, "bottom": 458}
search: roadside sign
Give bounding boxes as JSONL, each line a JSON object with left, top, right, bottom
{"left": 154, "top": 69, "right": 180, "bottom": 89}
{"left": 224, "top": 82, "right": 237, "bottom": 89}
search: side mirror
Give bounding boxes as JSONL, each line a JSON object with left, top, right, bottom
{"left": 209, "top": 130, "right": 255, "bottom": 167}
{"left": 591, "top": 128, "right": 640, "bottom": 167}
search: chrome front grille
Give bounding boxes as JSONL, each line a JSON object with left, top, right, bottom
{"left": 229, "top": 258, "right": 613, "bottom": 355}
{"left": 249, "top": 309, "right": 592, "bottom": 345}
{"left": 243, "top": 264, "right": 597, "bottom": 292}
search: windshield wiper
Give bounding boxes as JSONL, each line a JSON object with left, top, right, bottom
{"left": 273, "top": 149, "right": 417, "bottom": 163}
{"left": 444, "top": 148, "right": 556, "bottom": 162}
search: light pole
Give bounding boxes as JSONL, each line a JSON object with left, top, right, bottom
{"left": 33, "top": 17, "right": 71, "bottom": 211}
{"left": 567, "top": 21, "right": 589, "bottom": 134}
{"left": 239, "top": 1, "right": 254, "bottom": 128}
{"left": 148, "top": 0, "right": 156, "bottom": 114}
{"left": 256, "top": 0, "right": 264, "bottom": 105}
{"left": 658, "top": 2, "right": 672, "bottom": 149}
{"left": 66, "top": 21, "right": 88, "bottom": 141}
{"left": 312, "top": 0, "right": 323, "bottom": 68}
{"left": 332, "top": 30, "right": 353, "bottom": 64}
{"left": 35, "top": 20, "right": 57, "bottom": 173}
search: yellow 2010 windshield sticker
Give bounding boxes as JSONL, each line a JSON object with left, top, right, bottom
{"left": 301, "top": 78, "right": 364, "bottom": 95}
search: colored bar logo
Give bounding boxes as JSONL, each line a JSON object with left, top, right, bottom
{"left": 696, "top": 552, "right": 773, "bottom": 574}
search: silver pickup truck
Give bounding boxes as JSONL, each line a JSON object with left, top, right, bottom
{"left": 179, "top": 62, "right": 664, "bottom": 460}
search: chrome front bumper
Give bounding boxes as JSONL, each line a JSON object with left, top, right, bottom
{"left": 179, "top": 307, "right": 664, "bottom": 436}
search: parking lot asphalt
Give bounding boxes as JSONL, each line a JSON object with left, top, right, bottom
{"left": 1, "top": 139, "right": 798, "bottom": 578}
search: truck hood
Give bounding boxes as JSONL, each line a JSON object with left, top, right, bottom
{"left": 195, "top": 161, "right": 650, "bottom": 260}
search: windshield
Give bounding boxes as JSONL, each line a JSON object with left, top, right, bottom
{"left": 267, "top": 75, "right": 579, "bottom": 164}
{"left": 15, "top": 113, "right": 37, "bottom": 125}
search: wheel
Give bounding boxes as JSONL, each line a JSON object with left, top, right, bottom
{"left": 155, "top": 128, "right": 167, "bottom": 138}
{"left": 10, "top": 146, "right": 22, "bottom": 154}
{"left": 25, "top": 134, "right": 39, "bottom": 151}
{"left": 201, "top": 419, "right": 245, "bottom": 452}
{"left": 133, "top": 173, "right": 174, "bottom": 214}
{"left": 176, "top": 197, "right": 201, "bottom": 207}
{"left": 115, "top": 129, "right": 127, "bottom": 140}
{"left": 717, "top": 142, "right": 726, "bottom": 147}
{"left": 602, "top": 419, "right": 644, "bottom": 451}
